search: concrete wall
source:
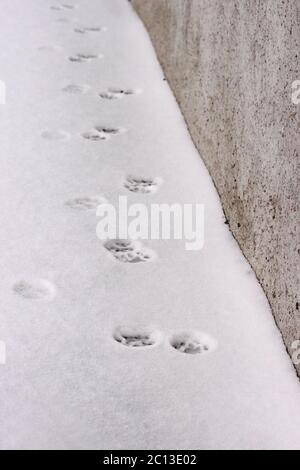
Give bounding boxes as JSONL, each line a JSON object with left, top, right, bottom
{"left": 132, "top": 0, "right": 300, "bottom": 375}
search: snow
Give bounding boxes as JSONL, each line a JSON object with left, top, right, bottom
{"left": 0, "top": 0, "right": 299, "bottom": 450}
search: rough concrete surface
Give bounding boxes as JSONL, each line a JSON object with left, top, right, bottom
{"left": 132, "top": 0, "right": 300, "bottom": 375}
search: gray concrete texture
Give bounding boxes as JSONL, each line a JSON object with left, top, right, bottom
{"left": 132, "top": 0, "right": 300, "bottom": 375}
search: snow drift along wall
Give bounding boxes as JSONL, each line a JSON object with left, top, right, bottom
{"left": 132, "top": 0, "right": 300, "bottom": 375}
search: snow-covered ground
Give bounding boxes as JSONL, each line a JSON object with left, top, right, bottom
{"left": 0, "top": 0, "right": 299, "bottom": 450}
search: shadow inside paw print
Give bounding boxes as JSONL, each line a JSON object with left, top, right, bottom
{"left": 69, "top": 53, "right": 102, "bottom": 63}
{"left": 82, "top": 126, "right": 126, "bottom": 141}
{"left": 113, "top": 327, "right": 160, "bottom": 348}
{"left": 124, "top": 175, "right": 163, "bottom": 194}
{"left": 65, "top": 195, "right": 107, "bottom": 211}
{"left": 99, "top": 88, "right": 142, "bottom": 100}
{"left": 95, "top": 126, "right": 126, "bottom": 135}
{"left": 82, "top": 130, "right": 108, "bottom": 141}
{"left": 74, "top": 26, "right": 106, "bottom": 34}
{"left": 104, "top": 239, "right": 156, "bottom": 263}
{"left": 13, "top": 279, "right": 57, "bottom": 301}
{"left": 170, "top": 332, "right": 217, "bottom": 355}
{"left": 62, "top": 83, "right": 90, "bottom": 94}
{"left": 51, "top": 4, "right": 77, "bottom": 11}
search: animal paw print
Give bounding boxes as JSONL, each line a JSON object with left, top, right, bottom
{"left": 104, "top": 239, "right": 156, "bottom": 264}
{"left": 51, "top": 3, "right": 77, "bottom": 11}
{"left": 170, "top": 332, "right": 217, "bottom": 355}
{"left": 74, "top": 26, "right": 106, "bottom": 34}
{"left": 82, "top": 126, "right": 126, "bottom": 142}
{"left": 124, "top": 176, "right": 163, "bottom": 194}
{"left": 99, "top": 88, "right": 141, "bottom": 100}
{"left": 113, "top": 327, "right": 160, "bottom": 348}
{"left": 62, "top": 83, "right": 90, "bottom": 94}
{"left": 13, "top": 279, "right": 57, "bottom": 301}
{"left": 65, "top": 195, "right": 107, "bottom": 211}
{"left": 69, "top": 53, "right": 103, "bottom": 63}
{"left": 81, "top": 130, "right": 106, "bottom": 142}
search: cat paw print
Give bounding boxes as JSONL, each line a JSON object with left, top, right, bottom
{"left": 62, "top": 83, "right": 90, "bottom": 94}
{"left": 99, "top": 88, "right": 142, "bottom": 100}
{"left": 104, "top": 239, "right": 156, "bottom": 264}
{"left": 69, "top": 53, "right": 103, "bottom": 63}
{"left": 124, "top": 176, "right": 163, "bottom": 194}
{"left": 65, "top": 195, "right": 107, "bottom": 211}
{"left": 113, "top": 327, "right": 161, "bottom": 348}
{"left": 170, "top": 331, "right": 217, "bottom": 355}
{"left": 13, "top": 279, "right": 57, "bottom": 301}
{"left": 51, "top": 3, "right": 77, "bottom": 11}
{"left": 82, "top": 126, "right": 126, "bottom": 142}
{"left": 74, "top": 26, "right": 107, "bottom": 34}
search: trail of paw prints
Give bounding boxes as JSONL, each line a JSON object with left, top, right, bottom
{"left": 13, "top": 279, "right": 57, "bottom": 301}
{"left": 113, "top": 327, "right": 161, "bottom": 349}
{"left": 124, "top": 176, "right": 163, "bottom": 194}
{"left": 41, "top": 130, "right": 71, "bottom": 141}
{"left": 170, "top": 332, "right": 217, "bottom": 355}
{"left": 51, "top": 3, "right": 77, "bottom": 11}
{"left": 112, "top": 327, "right": 217, "bottom": 356}
{"left": 65, "top": 195, "right": 107, "bottom": 211}
{"left": 74, "top": 26, "right": 107, "bottom": 34}
{"left": 82, "top": 126, "right": 127, "bottom": 142}
{"left": 69, "top": 53, "right": 103, "bottom": 63}
{"left": 104, "top": 239, "right": 156, "bottom": 264}
{"left": 99, "top": 88, "right": 142, "bottom": 100}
